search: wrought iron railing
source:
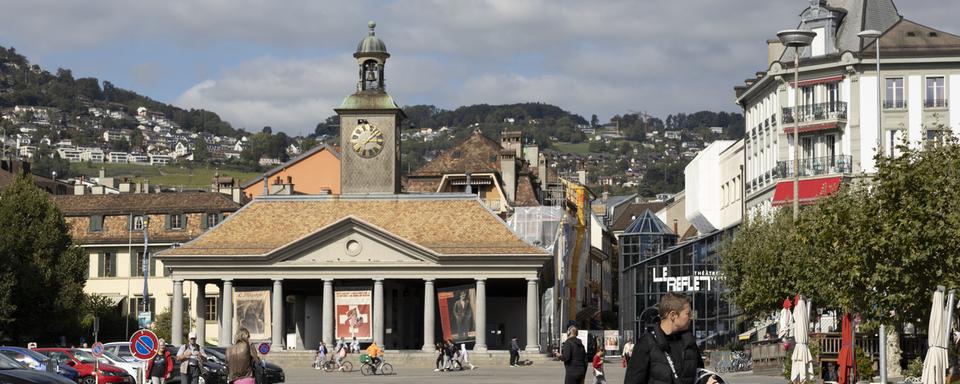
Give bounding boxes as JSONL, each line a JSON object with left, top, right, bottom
{"left": 773, "top": 155, "right": 852, "bottom": 178}
{"left": 924, "top": 98, "right": 948, "bottom": 108}
{"left": 782, "top": 101, "right": 848, "bottom": 124}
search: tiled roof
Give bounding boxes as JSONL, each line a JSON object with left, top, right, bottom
{"left": 160, "top": 195, "right": 550, "bottom": 257}
{"left": 514, "top": 176, "right": 540, "bottom": 207}
{"left": 409, "top": 130, "right": 501, "bottom": 177}
{"left": 862, "top": 19, "right": 960, "bottom": 56}
{"left": 51, "top": 192, "right": 241, "bottom": 216}
{"left": 610, "top": 202, "right": 668, "bottom": 232}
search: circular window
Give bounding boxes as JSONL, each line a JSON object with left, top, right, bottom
{"left": 345, "top": 239, "right": 362, "bottom": 256}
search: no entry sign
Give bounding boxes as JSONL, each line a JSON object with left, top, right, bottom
{"left": 129, "top": 329, "right": 159, "bottom": 361}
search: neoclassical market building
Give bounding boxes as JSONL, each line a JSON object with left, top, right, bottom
{"left": 156, "top": 22, "right": 551, "bottom": 353}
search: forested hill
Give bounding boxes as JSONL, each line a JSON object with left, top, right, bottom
{"left": 0, "top": 45, "right": 238, "bottom": 137}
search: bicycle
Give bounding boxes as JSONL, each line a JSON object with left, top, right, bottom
{"left": 359, "top": 354, "right": 394, "bottom": 376}
{"left": 321, "top": 358, "right": 353, "bottom": 373}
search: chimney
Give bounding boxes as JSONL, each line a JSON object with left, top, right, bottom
{"left": 262, "top": 174, "right": 268, "bottom": 196}
{"left": 119, "top": 182, "right": 132, "bottom": 193}
{"left": 143, "top": 180, "right": 150, "bottom": 193}
{"left": 673, "top": 219, "right": 678, "bottom": 235}
{"left": 231, "top": 188, "right": 244, "bottom": 204}
{"left": 767, "top": 38, "right": 785, "bottom": 66}
{"left": 73, "top": 181, "right": 86, "bottom": 195}
{"left": 91, "top": 185, "right": 105, "bottom": 195}
{"left": 500, "top": 150, "right": 516, "bottom": 204}
{"left": 538, "top": 154, "right": 548, "bottom": 191}
{"left": 500, "top": 131, "right": 523, "bottom": 158}
{"left": 602, "top": 190, "right": 610, "bottom": 203}
{"left": 465, "top": 172, "right": 472, "bottom": 194}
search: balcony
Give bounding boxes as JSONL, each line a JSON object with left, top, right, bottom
{"left": 924, "top": 98, "right": 948, "bottom": 108}
{"left": 782, "top": 101, "right": 848, "bottom": 125}
{"left": 773, "top": 155, "right": 852, "bottom": 179}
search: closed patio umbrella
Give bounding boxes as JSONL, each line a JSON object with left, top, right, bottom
{"left": 921, "top": 287, "right": 947, "bottom": 384}
{"left": 791, "top": 296, "right": 813, "bottom": 382}
{"left": 779, "top": 298, "right": 793, "bottom": 340}
{"left": 837, "top": 313, "right": 855, "bottom": 384}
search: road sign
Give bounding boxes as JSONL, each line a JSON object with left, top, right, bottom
{"left": 129, "top": 329, "right": 159, "bottom": 361}
{"left": 137, "top": 312, "right": 152, "bottom": 329}
{"left": 258, "top": 343, "right": 270, "bottom": 355}
{"left": 91, "top": 342, "right": 105, "bottom": 358}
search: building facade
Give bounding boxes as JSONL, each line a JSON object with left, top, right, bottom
{"left": 735, "top": 0, "right": 960, "bottom": 217}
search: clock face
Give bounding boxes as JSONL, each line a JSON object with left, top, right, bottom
{"left": 349, "top": 122, "right": 384, "bottom": 158}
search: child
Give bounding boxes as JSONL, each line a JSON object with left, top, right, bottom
{"left": 592, "top": 349, "right": 606, "bottom": 384}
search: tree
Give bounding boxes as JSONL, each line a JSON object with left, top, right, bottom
{"left": 262, "top": 126, "right": 272, "bottom": 135}
{"left": 193, "top": 137, "right": 209, "bottom": 163}
{"left": 0, "top": 175, "right": 88, "bottom": 343}
{"left": 153, "top": 309, "right": 189, "bottom": 343}
{"left": 591, "top": 114, "right": 600, "bottom": 127}
{"left": 722, "top": 139, "right": 960, "bottom": 328}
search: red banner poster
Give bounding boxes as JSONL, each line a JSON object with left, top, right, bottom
{"left": 335, "top": 290, "right": 372, "bottom": 341}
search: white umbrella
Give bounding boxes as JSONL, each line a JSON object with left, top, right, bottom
{"left": 921, "top": 288, "right": 948, "bottom": 384}
{"left": 791, "top": 296, "right": 813, "bottom": 382}
{"left": 778, "top": 306, "right": 793, "bottom": 339}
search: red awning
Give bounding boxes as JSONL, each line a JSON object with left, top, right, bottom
{"left": 783, "top": 122, "right": 840, "bottom": 134}
{"left": 797, "top": 75, "right": 843, "bottom": 87}
{"left": 771, "top": 176, "right": 842, "bottom": 207}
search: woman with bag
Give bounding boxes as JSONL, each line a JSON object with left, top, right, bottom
{"left": 226, "top": 328, "right": 261, "bottom": 384}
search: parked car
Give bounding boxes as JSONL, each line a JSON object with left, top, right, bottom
{"left": 162, "top": 345, "right": 225, "bottom": 384}
{"left": 75, "top": 349, "right": 140, "bottom": 384}
{"left": 0, "top": 347, "right": 79, "bottom": 382}
{"left": 0, "top": 352, "right": 75, "bottom": 384}
{"left": 100, "top": 344, "right": 136, "bottom": 364}
{"left": 204, "top": 348, "right": 283, "bottom": 384}
{"left": 34, "top": 348, "right": 132, "bottom": 384}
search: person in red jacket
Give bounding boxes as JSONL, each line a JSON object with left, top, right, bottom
{"left": 592, "top": 349, "right": 606, "bottom": 384}
{"left": 147, "top": 339, "right": 174, "bottom": 384}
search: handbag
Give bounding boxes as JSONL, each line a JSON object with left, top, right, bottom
{"left": 252, "top": 359, "right": 265, "bottom": 384}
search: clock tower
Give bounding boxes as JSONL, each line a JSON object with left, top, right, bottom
{"left": 335, "top": 21, "right": 406, "bottom": 194}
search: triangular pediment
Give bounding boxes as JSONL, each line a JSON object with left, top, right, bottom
{"left": 271, "top": 216, "right": 437, "bottom": 265}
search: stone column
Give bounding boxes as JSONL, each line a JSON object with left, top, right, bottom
{"left": 421, "top": 279, "right": 435, "bottom": 351}
{"left": 272, "top": 279, "right": 284, "bottom": 349}
{"left": 525, "top": 278, "right": 539, "bottom": 352}
{"left": 171, "top": 279, "right": 184, "bottom": 345}
{"left": 474, "top": 278, "right": 487, "bottom": 351}
{"left": 373, "top": 278, "right": 384, "bottom": 346}
{"left": 322, "top": 279, "right": 334, "bottom": 346}
{"left": 195, "top": 281, "right": 206, "bottom": 345}
{"left": 220, "top": 279, "right": 234, "bottom": 347}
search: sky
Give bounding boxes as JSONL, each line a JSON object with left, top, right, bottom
{"left": 0, "top": 0, "right": 957, "bottom": 135}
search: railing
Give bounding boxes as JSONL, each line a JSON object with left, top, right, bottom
{"left": 483, "top": 199, "right": 503, "bottom": 211}
{"left": 773, "top": 155, "right": 852, "bottom": 179}
{"left": 782, "top": 101, "right": 848, "bottom": 124}
{"left": 884, "top": 100, "right": 905, "bottom": 109}
{"left": 925, "top": 99, "right": 948, "bottom": 108}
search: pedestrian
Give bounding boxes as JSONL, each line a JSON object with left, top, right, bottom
{"left": 509, "top": 336, "right": 521, "bottom": 367}
{"left": 592, "top": 348, "right": 606, "bottom": 384}
{"left": 441, "top": 340, "right": 453, "bottom": 371}
{"left": 335, "top": 341, "right": 348, "bottom": 371}
{"left": 226, "top": 328, "right": 260, "bottom": 384}
{"left": 561, "top": 326, "right": 588, "bottom": 384}
{"left": 624, "top": 292, "right": 718, "bottom": 384}
{"left": 433, "top": 342, "right": 444, "bottom": 372}
{"left": 176, "top": 331, "right": 207, "bottom": 384}
{"left": 621, "top": 339, "right": 634, "bottom": 368}
{"left": 459, "top": 343, "right": 476, "bottom": 370}
{"left": 147, "top": 339, "right": 174, "bottom": 384}
{"left": 351, "top": 337, "right": 360, "bottom": 354}
{"left": 314, "top": 342, "right": 327, "bottom": 369}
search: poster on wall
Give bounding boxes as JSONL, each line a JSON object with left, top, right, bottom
{"left": 234, "top": 289, "right": 271, "bottom": 341}
{"left": 336, "top": 290, "right": 372, "bottom": 341}
{"left": 603, "top": 330, "right": 620, "bottom": 351}
{"left": 437, "top": 285, "right": 476, "bottom": 343}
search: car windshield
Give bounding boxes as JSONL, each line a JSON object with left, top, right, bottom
{"left": 203, "top": 348, "right": 225, "bottom": 360}
{"left": 0, "top": 353, "right": 26, "bottom": 370}
{"left": 101, "top": 350, "right": 125, "bottom": 363}
{"left": 70, "top": 350, "right": 97, "bottom": 364}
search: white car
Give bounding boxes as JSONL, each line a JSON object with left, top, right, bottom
{"left": 77, "top": 348, "right": 141, "bottom": 384}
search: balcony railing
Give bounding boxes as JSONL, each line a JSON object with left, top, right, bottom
{"left": 883, "top": 99, "right": 905, "bottom": 109}
{"left": 924, "top": 98, "right": 948, "bottom": 108}
{"left": 782, "top": 101, "right": 848, "bottom": 124}
{"left": 773, "top": 155, "right": 852, "bottom": 179}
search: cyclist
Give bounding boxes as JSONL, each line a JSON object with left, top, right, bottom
{"left": 366, "top": 342, "right": 384, "bottom": 371}
{"left": 335, "top": 341, "right": 348, "bottom": 371}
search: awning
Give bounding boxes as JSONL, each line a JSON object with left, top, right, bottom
{"left": 796, "top": 75, "right": 843, "bottom": 87}
{"left": 771, "top": 176, "right": 842, "bottom": 207}
{"left": 783, "top": 122, "right": 840, "bottom": 135}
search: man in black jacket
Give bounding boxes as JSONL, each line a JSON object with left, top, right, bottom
{"left": 561, "top": 326, "right": 588, "bottom": 384}
{"left": 624, "top": 293, "right": 717, "bottom": 384}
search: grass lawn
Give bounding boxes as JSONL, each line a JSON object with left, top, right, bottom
{"left": 553, "top": 142, "right": 592, "bottom": 155}
{"left": 70, "top": 163, "right": 262, "bottom": 189}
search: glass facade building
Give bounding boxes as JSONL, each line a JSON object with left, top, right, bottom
{"left": 619, "top": 212, "right": 739, "bottom": 349}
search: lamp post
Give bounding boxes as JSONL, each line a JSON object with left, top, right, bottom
{"left": 777, "top": 29, "right": 816, "bottom": 221}
{"left": 858, "top": 28, "right": 884, "bottom": 384}
{"left": 141, "top": 216, "right": 150, "bottom": 326}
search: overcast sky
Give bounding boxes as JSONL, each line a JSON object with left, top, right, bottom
{"left": 1, "top": 0, "right": 957, "bottom": 135}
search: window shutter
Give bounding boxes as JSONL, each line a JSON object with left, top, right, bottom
{"left": 165, "top": 214, "right": 172, "bottom": 230}
{"left": 182, "top": 214, "right": 188, "bottom": 230}
{"left": 201, "top": 213, "right": 209, "bottom": 230}
{"left": 97, "top": 253, "right": 104, "bottom": 277}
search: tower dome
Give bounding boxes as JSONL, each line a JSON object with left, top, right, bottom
{"left": 355, "top": 21, "right": 389, "bottom": 58}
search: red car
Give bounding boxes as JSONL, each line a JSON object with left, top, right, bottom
{"left": 34, "top": 348, "right": 133, "bottom": 384}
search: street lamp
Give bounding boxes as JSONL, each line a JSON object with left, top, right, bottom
{"left": 777, "top": 29, "right": 816, "bottom": 221}
{"left": 858, "top": 28, "right": 884, "bottom": 384}
{"left": 859, "top": 30, "right": 882, "bottom": 158}
{"left": 141, "top": 216, "right": 150, "bottom": 326}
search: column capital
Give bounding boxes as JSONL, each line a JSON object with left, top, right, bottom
{"left": 526, "top": 277, "right": 538, "bottom": 282}
{"left": 272, "top": 278, "right": 283, "bottom": 282}
{"left": 423, "top": 278, "right": 435, "bottom": 283}
{"left": 222, "top": 278, "right": 234, "bottom": 283}
{"left": 475, "top": 278, "right": 487, "bottom": 282}
{"left": 323, "top": 278, "right": 334, "bottom": 283}
{"left": 172, "top": 278, "right": 184, "bottom": 283}
{"left": 373, "top": 278, "right": 384, "bottom": 282}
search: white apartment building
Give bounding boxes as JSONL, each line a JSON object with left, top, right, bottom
{"left": 684, "top": 140, "right": 744, "bottom": 234}
{"left": 735, "top": 0, "right": 960, "bottom": 217}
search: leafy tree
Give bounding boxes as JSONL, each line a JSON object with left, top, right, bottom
{"left": 111, "top": 138, "right": 131, "bottom": 152}
{"left": 262, "top": 126, "right": 272, "bottom": 135}
{"left": 193, "top": 137, "right": 209, "bottom": 163}
{"left": 0, "top": 175, "right": 88, "bottom": 343}
{"left": 152, "top": 309, "right": 189, "bottom": 344}
{"left": 591, "top": 114, "right": 599, "bottom": 127}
